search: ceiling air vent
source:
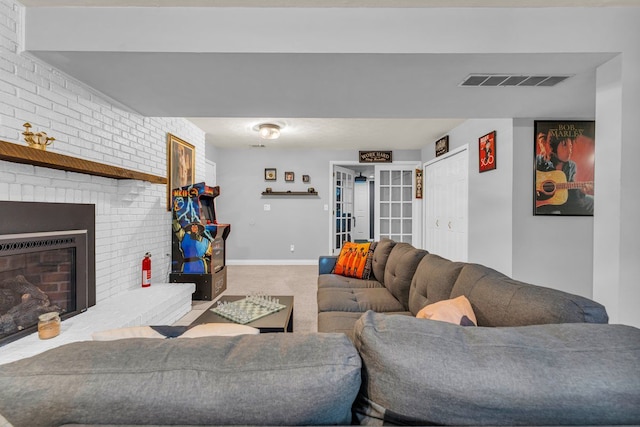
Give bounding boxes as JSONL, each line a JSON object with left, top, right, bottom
{"left": 460, "top": 74, "right": 572, "bottom": 87}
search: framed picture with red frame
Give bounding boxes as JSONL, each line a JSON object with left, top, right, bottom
{"left": 479, "top": 131, "right": 496, "bottom": 173}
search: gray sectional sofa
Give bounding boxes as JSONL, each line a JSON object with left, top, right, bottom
{"left": 318, "top": 238, "right": 609, "bottom": 337}
{"left": 0, "top": 238, "right": 639, "bottom": 426}
{"left": 318, "top": 238, "right": 639, "bottom": 425}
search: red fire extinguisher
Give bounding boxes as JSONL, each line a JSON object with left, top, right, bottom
{"left": 142, "top": 252, "right": 151, "bottom": 287}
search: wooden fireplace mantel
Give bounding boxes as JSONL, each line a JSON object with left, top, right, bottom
{"left": 0, "top": 139, "right": 166, "bottom": 184}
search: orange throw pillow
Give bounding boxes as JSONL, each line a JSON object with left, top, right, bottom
{"left": 333, "top": 242, "right": 371, "bottom": 279}
{"left": 416, "top": 295, "right": 477, "bottom": 326}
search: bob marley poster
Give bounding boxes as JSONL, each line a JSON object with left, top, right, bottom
{"left": 534, "top": 120, "right": 595, "bottom": 216}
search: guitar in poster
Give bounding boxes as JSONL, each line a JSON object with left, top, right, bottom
{"left": 534, "top": 120, "right": 595, "bottom": 216}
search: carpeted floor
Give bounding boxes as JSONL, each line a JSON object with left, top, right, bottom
{"left": 173, "top": 265, "right": 318, "bottom": 332}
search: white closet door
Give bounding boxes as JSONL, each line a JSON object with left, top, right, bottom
{"left": 424, "top": 148, "right": 468, "bottom": 261}
{"left": 333, "top": 165, "right": 355, "bottom": 255}
{"left": 375, "top": 165, "right": 417, "bottom": 245}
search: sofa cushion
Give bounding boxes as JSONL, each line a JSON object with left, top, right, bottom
{"left": 382, "top": 243, "right": 428, "bottom": 309}
{"left": 416, "top": 295, "right": 477, "bottom": 326}
{"left": 317, "top": 273, "right": 383, "bottom": 289}
{"left": 317, "top": 311, "right": 365, "bottom": 340}
{"left": 371, "top": 238, "right": 396, "bottom": 284}
{"left": 408, "top": 253, "right": 465, "bottom": 316}
{"left": 317, "top": 287, "right": 405, "bottom": 313}
{"left": 353, "top": 311, "right": 640, "bottom": 426}
{"left": 451, "top": 263, "right": 609, "bottom": 326}
{"left": 0, "top": 333, "right": 361, "bottom": 426}
{"left": 333, "top": 241, "right": 371, "bottom": 279}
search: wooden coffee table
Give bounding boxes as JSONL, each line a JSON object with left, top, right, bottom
{"left": 192, "top": 295, "right": 294, "bottom": 333}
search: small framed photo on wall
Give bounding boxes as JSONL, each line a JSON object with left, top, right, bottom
{"left": 284, "top": 171, "right": 295, "bottom": 182}
{"left": 302, "top": 174, "right": 310, "bottom": 183}
{"left": 479, "top": 131, "right": 496, "bottom": 173}
{"left": 265, "top": 168, "right": 277, "bottom": 181}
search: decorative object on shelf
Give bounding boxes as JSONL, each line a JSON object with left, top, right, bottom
{"left": 359, "top": 150, "right": 392, "bottom": 163}
{"left": 435, "top": 135, "right": 449, "bottom": 157}
{"left": 479, "top": 131, "right": 497, "bottom": 173}
{"left": 534, "top": 120, "right": 595, "bottom": 217}
{"left": 308, "top": 187, "right": 315, "bottom": 193}
{"left": 22, "top": 123, "right": 55, "bottom": 150}
{"left": 415, "top": 169, "right": 423, "bottom": 199}
{"left": 302, "top": 174, "right": 310, "bottom": 183}
{"left": 257, "top": 123, "right": 281, "bottom": 140}
{"left": 167, "top": 133, "right": 195, "bottom": 211}
{"left": 265, "top": 187, "right": 272, "bottom": 193}
{"left": 265, "top": 168, "right": 276, "bottom": 181}
{"left": 284, "top": 171, "right": 294, "bottom": 182}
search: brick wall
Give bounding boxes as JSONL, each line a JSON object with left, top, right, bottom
{"left": 0, "top": 0, "right": 205, "bottom": 303}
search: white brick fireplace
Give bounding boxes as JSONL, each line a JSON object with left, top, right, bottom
{"left": 0, "top": 0, "right": 205, "bottom": 363}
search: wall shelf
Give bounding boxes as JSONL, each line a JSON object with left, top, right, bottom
{"left": 261, "top": 191, "right": 318, "bottom": 196}
{"left": 0, "top": 139, "right": 166, "bottom": 184}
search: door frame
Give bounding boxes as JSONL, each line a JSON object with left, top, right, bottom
{"left": 328, "top": 160, "right": 422, "bottom": 254}
{"left": 328, "top": 161, "right": 361, "bottom": 255}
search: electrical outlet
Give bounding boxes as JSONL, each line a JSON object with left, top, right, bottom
{"left": 290, "top": 244, "right": 295, "bottom": 252}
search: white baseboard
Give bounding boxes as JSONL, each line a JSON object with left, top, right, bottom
{"left": 227, "top": 259, "right": 318, "bottom": 266}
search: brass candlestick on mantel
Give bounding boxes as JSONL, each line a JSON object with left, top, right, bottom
{"left": 22, "top": 122, "right": 55, "bottom": 150}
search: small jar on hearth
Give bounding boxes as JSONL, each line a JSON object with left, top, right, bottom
{"left": 38, "top": 312, "right": 61, "bottom": 340}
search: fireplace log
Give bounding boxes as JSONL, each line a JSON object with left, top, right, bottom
{"left": 0, "top": 276, "right": 62, "bottom": 336}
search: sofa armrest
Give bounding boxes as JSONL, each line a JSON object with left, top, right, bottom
{"left": 319, "top": 256, "right": 338, "bottom": 275}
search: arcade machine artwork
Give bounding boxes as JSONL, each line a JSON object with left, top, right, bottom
{"left": 170, "top": 182, "right": 230, "bottom": 300}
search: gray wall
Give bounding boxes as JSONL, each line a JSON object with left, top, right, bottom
{"left": 208, "top": 147, "right": 420, "bottom": 262}
{"left": 421, "top": 119, "right": 514, "bottom": 277}
{"left": 421, "top": 118, "right": 593, "bottom": 299}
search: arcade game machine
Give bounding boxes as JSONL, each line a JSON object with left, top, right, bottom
{"left": 170, "top": 182, "right": 231, "bottom": 300}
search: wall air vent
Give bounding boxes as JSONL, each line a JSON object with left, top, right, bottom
{"left": 460, "top": 74, "right": 572, "bottom": 87}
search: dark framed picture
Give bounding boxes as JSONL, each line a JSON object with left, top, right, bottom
{"left": 284, "top": 171, "right": 295, "bottom": 182}
{"left": 435, "top": 135, "right": 449, "bottom": 157}
{"left": 302, "top": 174, "right": 310, "bottom": 183}
{"left": 415, "top": 168, "right": 423, "bottom": 199}
{"left": 479, "top": 131, "right": 496, "bottom": 173}
{"left": 265, "top": 168, "right": 277, "bottom": 181}
{"left": 167, "top": 133, "right": 195, "bottom": 210}
{"left": 534, "top": 120, "right": 595, "bottom": 216}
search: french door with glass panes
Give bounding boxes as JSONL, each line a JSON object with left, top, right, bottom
{"left": 333, "top": 165, "right": 355, "bottom": 255}
{"left": 375, "top": 165, "right": 420, "bottom": 245}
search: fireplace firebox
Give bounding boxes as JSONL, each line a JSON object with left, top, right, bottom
{"left": 0, "top": 201, "right": 96, "bottom": 346}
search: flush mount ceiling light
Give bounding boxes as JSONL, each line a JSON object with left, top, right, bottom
{"left": 258, "top": 123, "right": 281, "bottom": 140}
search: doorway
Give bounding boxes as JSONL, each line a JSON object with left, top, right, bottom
{"left": 331, "top": 164, "right": 374, "bottom": 255}
{"left": 329, "top": 161, "right": 421, "bottom": 255}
